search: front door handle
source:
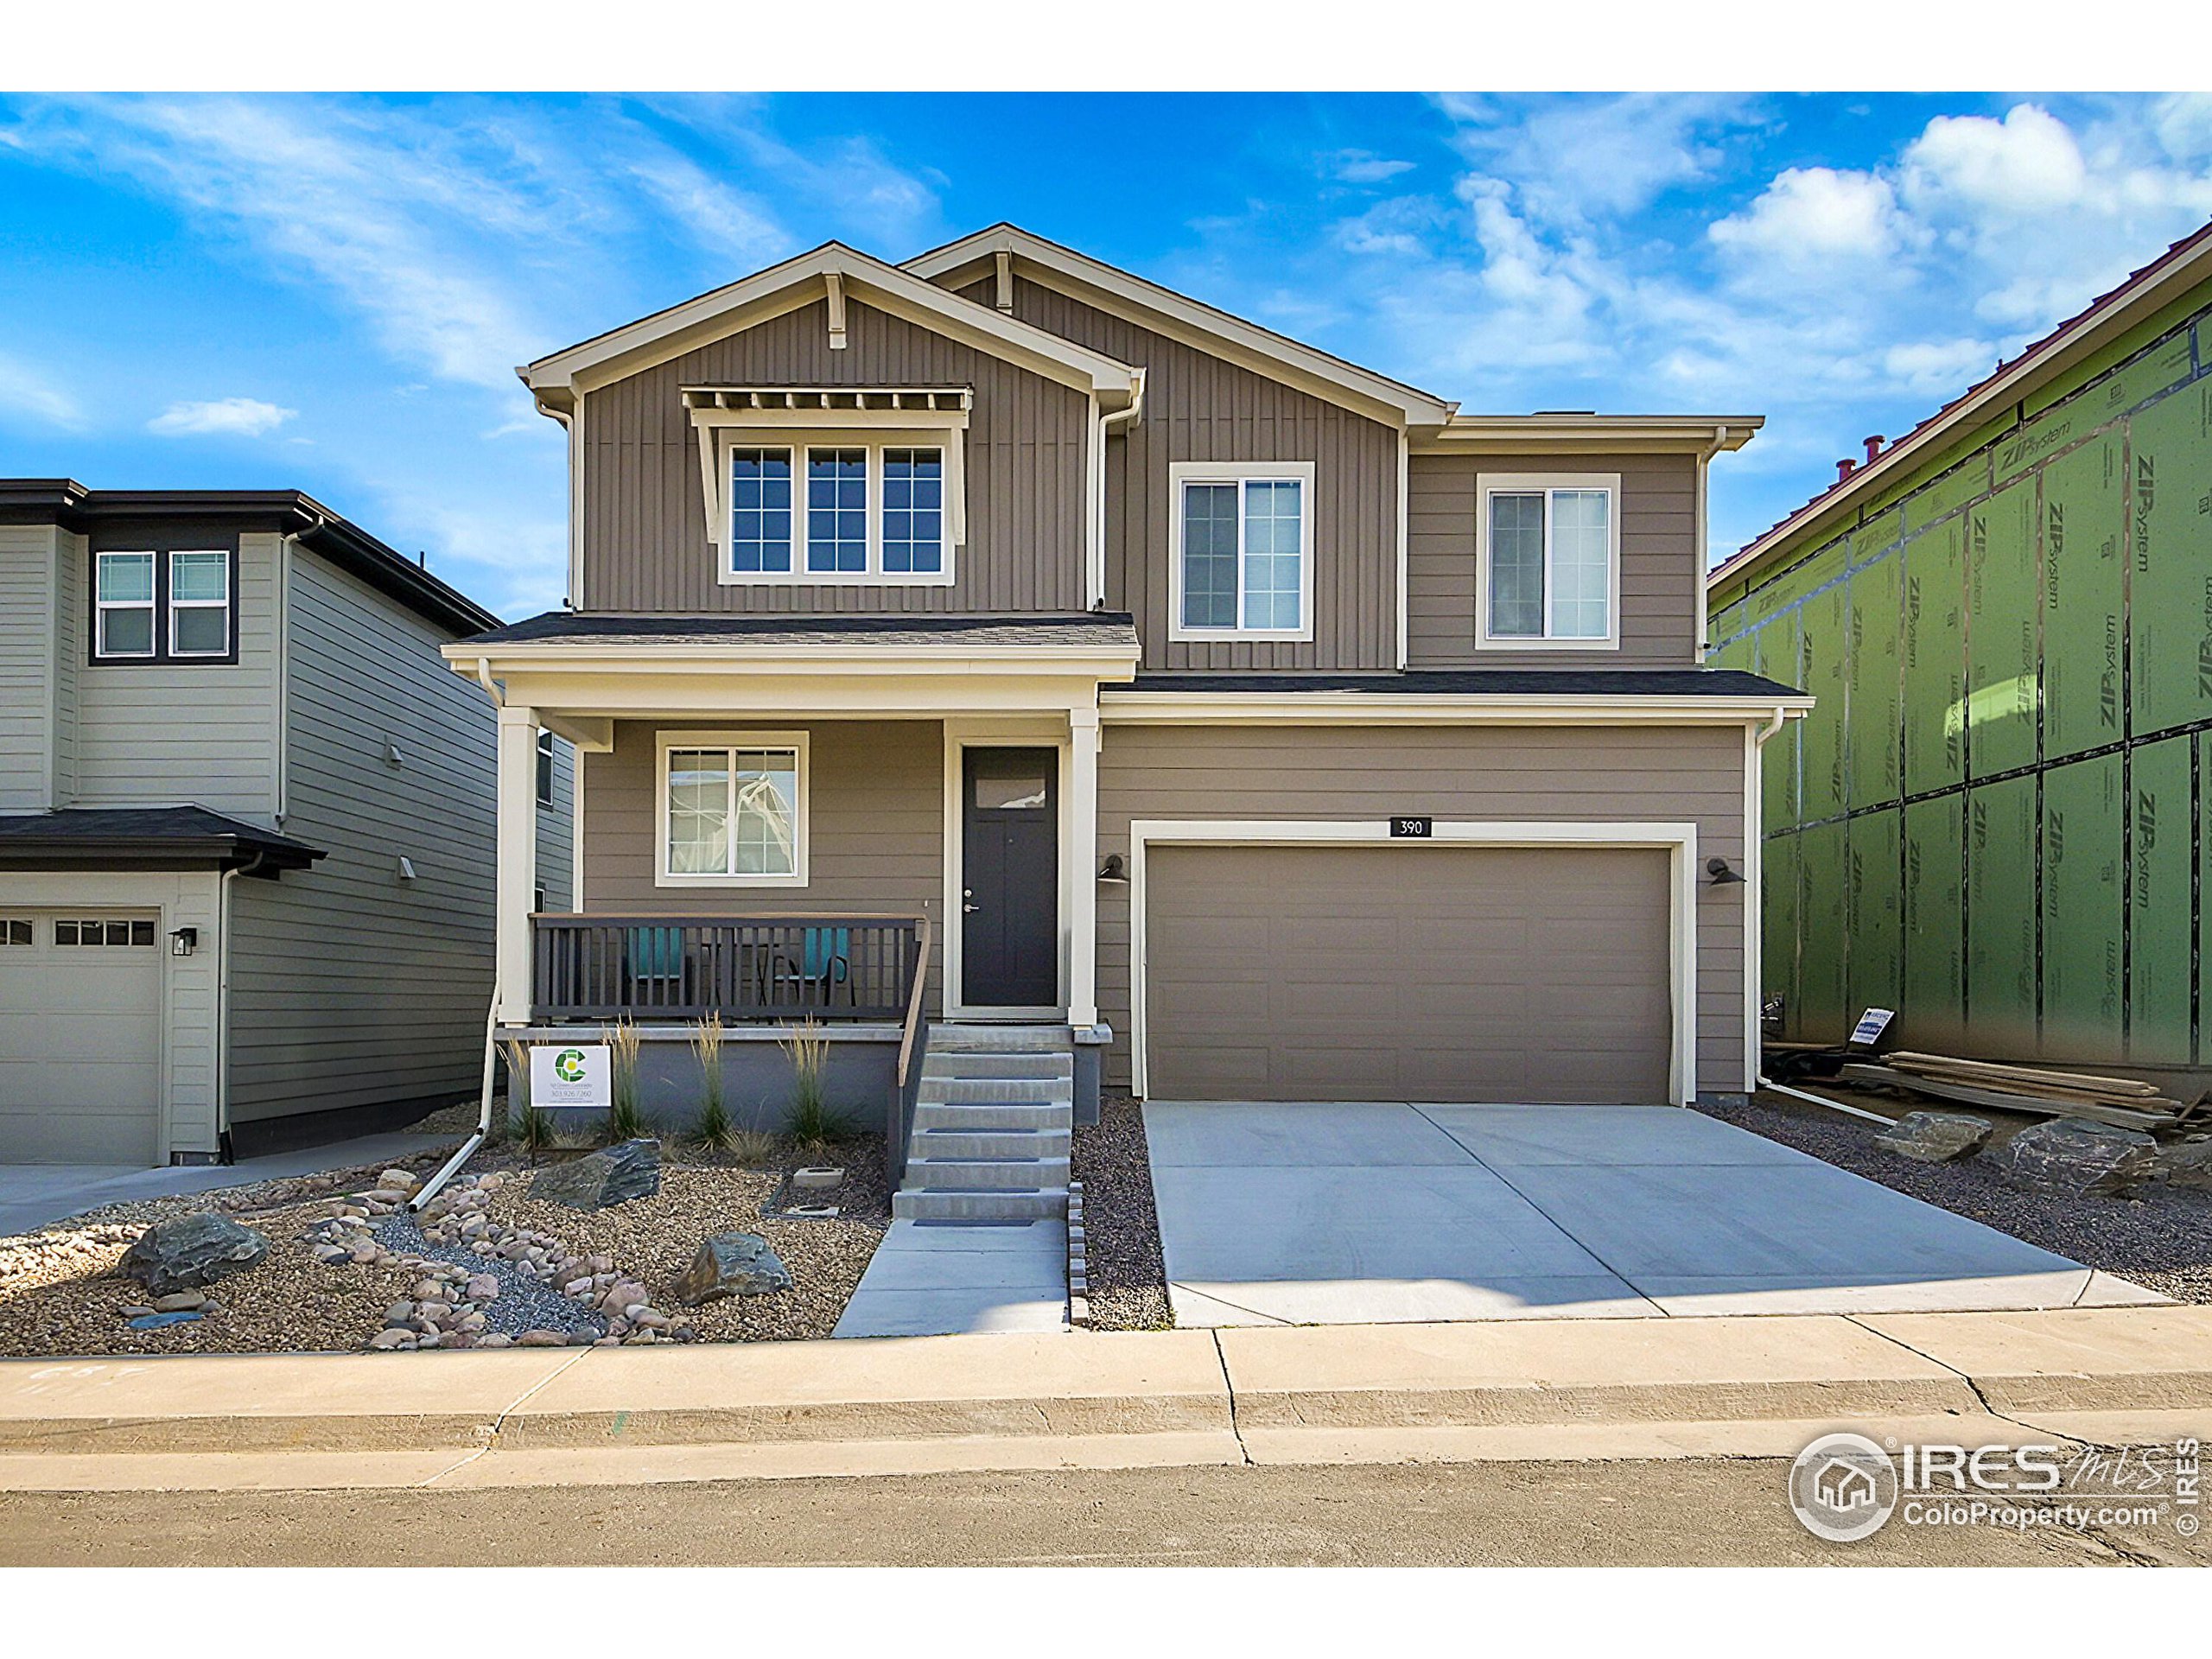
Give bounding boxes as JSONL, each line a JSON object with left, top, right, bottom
{"left": 963, "top": 902, "right": 982, "bottom": 914}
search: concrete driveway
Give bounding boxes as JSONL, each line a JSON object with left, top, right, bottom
{"left": 1145, "top": 1102, "right": 2163, "bottom": 1325}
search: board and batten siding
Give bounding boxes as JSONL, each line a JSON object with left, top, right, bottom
{"left": 958, "top": 274, "right": 1403, "bottom": 673}
{"left": 581, "top": 718, "right": 945, "bottom": 1009}
{"left": 72, "top": 528, "right": 283, "bottom": 820}
{"left": 0, "top": 525, "right": 66, "bottom": 811}
{"left": 1407, "top": 452, "right": 1702, "bottom": 669}
{"left": 1092, "top": 722, "right": 1749, "bottom": 1095}
{"left": 578, "top": 297, "right": 1090, "bottom": 614}
{"left": 224, "top": 544, "right": 569, "bottom": 1124}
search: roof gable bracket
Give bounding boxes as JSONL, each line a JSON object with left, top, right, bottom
{"left": 824, "top": 271, "right": 848, "bottom": 350}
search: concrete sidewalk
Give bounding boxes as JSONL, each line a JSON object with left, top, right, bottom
{"left": 0, "top": 1132, "right": 461, "bottom": 1237}
{"left": 0, "top": 1304, "right": 2206, "bottom": 1491}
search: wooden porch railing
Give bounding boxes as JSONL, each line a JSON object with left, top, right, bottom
{"left": 531, "top": 913, "right": 923, "bottom": 1022}
{"left": 888, "top": 912, "right": 933, "bottom": 1185}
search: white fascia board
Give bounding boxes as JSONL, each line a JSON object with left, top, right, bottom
{"left": 522, "top": 242, "right": 1140, "bottom": 409}
{"left": 443, "top": 640, "right": 1141, "bottom": 677}
{"left": 1098, "top": 691, "right": 1814, "bottom": 725}
{"left": 904, "top": 226, "right": 1456, "bottom": 429}
{"left": 1416, "top": 416, "right": 1764, "bottom": 454}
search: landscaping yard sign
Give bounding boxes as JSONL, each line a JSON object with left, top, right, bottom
{"left": 531, "top": 1042, "right": 611, "bottom": 1109}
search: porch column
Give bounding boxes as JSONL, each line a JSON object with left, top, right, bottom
{"left": 495, "top": 703, "right": 539, "bottom": 1025}
{"left": 1067, "top": 705, "right": 1102, "bottom": 1031}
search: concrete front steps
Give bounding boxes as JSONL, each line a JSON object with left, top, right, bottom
{"left": 892, "top": 1027, "right": 1075, "bottom": 1224}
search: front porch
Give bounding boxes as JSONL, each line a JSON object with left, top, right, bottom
{"left": 453, "top": 611, "right": 1141, "bottom": 1161}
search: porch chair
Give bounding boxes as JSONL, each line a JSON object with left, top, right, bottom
{"left": 624, "top": 925, "right": 690, "bottom": 1011}
{"left": 768, "top": 925, "right": 853, "bottom": 1010}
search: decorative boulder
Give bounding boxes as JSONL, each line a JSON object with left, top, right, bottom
{"left": 530, "top": 1139, "right": 662, "bottom": 1210}
{"left": 120, "top": 1213, "right": 270, "bottom": 1295}
{"left": 674, "top": 1232, "right": 793, "bottom": 1305}
{"left": 1875, "top": 1111, "right": 1993, "bottom": 1164}
{"left": 2156, "top": 1138, "right": 2212, "bottom": 1190}
{"left": 1991, "top": 1118, "right": 2158, "bottom": 1198}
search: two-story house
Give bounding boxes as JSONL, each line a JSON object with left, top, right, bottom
{"left": 455, "top": 226, "right": 1807, "bottom": 1203}
{"left": 0, "top": 483, "right": 574, "bottom": 1166}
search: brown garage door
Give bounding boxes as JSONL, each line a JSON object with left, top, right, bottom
{"left": 1144, "top": 844, "right": 1674, "bottom": 1104}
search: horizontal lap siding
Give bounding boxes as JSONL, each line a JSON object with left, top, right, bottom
{"left": 580, "top": 298, "right": 1088, "bottom": 614}
{"left": 1408, "top": 452, "right": 1700, "bottom": 668}
{"left": 582, "top": 719, "right": 945, "bottom": 1010}
{"left": 73, "top": 531, "right": 281, "bottom": 819}
{"left": 0, "top": 527, "right": 60, "bottom": 810}
{"left": 976, "top": 276, "right": 1400, "bottom": 673}
{"left": 226, "top": 548, "right": 511, "bottom": 1122}
{"left": 1095, "top": 722, "right": 1747, "bottom": 1094}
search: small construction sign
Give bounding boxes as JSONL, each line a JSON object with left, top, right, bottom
{"left": 531, "top": 1043, "right": 610, "bottom": 1109}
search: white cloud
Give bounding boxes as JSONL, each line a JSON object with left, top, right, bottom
{"left": 626, "top": 153, "right": 791, "bottom": 266}
{"left": 1326, "top": 149, "right": 1415, "bottom": 185}
{"left": 1881, "top": 338, "right": 1998, "bottom": 396}
{"left": 1440, "top": 92, "right": 1749, "bottom": 225}
{"left": 1709, "top": 167, "right": 1905, "bottom": 262}
{"left": 1903, "top": 105, "right": 2087, "bottom": 215}
{"left": 0, "top": 352, "right": 82, "bottom": 429}
{"left": 147, "top": 396, "right": 296, "bottom": 437}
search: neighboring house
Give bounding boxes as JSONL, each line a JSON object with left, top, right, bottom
{"left": 454, "top": 223, "right": 1806, "bottom": 1153}
{"left": 0, "top": 483, "right": 574, "bottom": 1166}
{"left": 1709, "top": 221, "right": 2212, "bottom": 1079}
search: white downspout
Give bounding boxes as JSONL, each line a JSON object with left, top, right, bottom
{"left": 416, "top": 658, "right": 507, "bottom": 1208}
{"left": 214, "top": 850, "right": 264, "bottom": 1162}
{"left": 1693, "top": 423, "right": 1731, "bottom": 664}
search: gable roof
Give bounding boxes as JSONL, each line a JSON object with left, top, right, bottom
{"left": 903, "top": 223, "right": 1459, "bottom": 429}
{"left": 519, "top": 240, "right": 1142, "bottom": 415}
{"left": 0, "top": 480, "right": 498, "bottom": 638}
{"left": 1709, "top": 216, "right": 2212, "bottom": 600}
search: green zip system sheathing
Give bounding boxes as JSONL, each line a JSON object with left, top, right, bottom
{"left": 1711, "top": 300, "right": 2212, "bottom": 1071}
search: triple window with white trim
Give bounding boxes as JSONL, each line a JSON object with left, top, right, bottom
{"left": 658, "top": 733, "right": 809, "bottom": 887}
{"left": 1476, "top": 474, "right": 1620, "bottom": 649}
{"left": 93, "top": 548, "right": 234, "bottom": 662}
{"left": 1168, "top": 461, "right": 1315, "bottom": 641}
{"left": 722, "top": 442, "right": 948, "bottom": 582}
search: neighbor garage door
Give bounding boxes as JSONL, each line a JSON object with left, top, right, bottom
{"left": 0, "top": 911, "right": 163, "bottom": 1164}
{"left": 1144, "top": 844, "right": 1674, "bottom": 1104}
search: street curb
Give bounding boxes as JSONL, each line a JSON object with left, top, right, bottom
{"left": 0, "top": 1307, "right": 2205, "bottom": 1471}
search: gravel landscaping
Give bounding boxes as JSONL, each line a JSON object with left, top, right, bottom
{"left": 0, "top": 1134, "right": 891, "bottom": 1357}
{"left": 1071, "top": 1095, "right": 1173, "bottom": 1331}
{"left": 1701, "top": 1090, "right": 2212, "bottom": 1305}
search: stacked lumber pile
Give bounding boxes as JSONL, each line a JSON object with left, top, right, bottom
{"left": 1839, "top": 1052, "right": 2197, "bottom": 1133}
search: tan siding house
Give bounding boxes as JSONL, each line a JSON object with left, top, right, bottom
{"left": 453, "top": 226, "right": 1804, "bottom": 1193}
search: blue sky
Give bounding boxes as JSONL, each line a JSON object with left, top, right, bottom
{"left": 3, "top": 92, "right": 2209, "bottom": 619}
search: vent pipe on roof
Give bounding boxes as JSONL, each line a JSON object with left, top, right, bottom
{"left": 1836, "top": 458, "right": 1858, "bottom": 483}
{"left": 1862, "top": 435, "right": 1885, "bottom": 465}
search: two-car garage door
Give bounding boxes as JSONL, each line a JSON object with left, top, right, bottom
{"left": 0, "top": 912, "right": 163, "bottom": 1164}
{"left": 1143, "top": 844, "right": 1675, "bottom": 1105}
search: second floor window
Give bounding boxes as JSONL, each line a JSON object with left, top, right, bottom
{"left": 1478, "top": 476, "right": 1619, "bottom": 648}
{"left": 536, "top": 730, "right": 556, "bottom": 808}
{"left": 722, "top": 441, "right": 950, "bottom": 583}
{"left": 1169, "top": 462, "right": 1314, "bottom": 641}
{"left": 94, "top": 548, "right": 234, "bottom": 663}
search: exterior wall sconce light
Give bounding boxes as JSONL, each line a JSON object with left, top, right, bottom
{"left": 1707, "top": 856, "right": 1745, "bottom": 887}
{"left": 168, "top": 926, "right": 198, "bottom": 957}
{"left": 1096, "top": 853, "right": 1128, "bottom": 884}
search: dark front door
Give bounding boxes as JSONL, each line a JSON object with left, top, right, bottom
{"left": 961, "top": 747, "right": 1059, "bottom": 1007}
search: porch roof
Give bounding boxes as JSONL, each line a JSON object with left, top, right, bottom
{"left": 0, "top": 806, "right": 323, "bottom": 874}
{"left": 461, "top": 610, "right": 1140, "bottom": 652}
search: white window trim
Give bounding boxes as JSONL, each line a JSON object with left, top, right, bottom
{"left": 1124, "top": 818, "right": 1700, "bottom": 1106}
{"left": 654, "top": 729, "right": 810, "bottom": 889}
{"left": 696, "top": 413, "right": 967, "bottom": 588}
{"left": 167, "top": 550, "right": 232, "bottom": 658}
{"left": 1474, "top": 472, "right": 1623, "bottom": 652}
{"left": 94, "top": 550, "right": 157, "bottom": 660}
{"left": 1166, "top": 460, "right": 1317, "bottom": 644}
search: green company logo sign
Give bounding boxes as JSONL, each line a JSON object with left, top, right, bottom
{"left": 553, "top": 1048, "right": 588, "bottom": 1084}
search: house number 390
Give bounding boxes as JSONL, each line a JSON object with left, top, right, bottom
{"left": 1389, "top": 817, "right": 1433, "bottom": 838}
